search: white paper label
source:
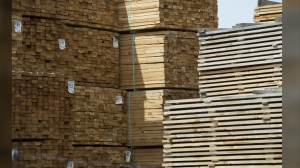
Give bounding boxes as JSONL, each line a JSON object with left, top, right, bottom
{"left": 115, "top": 96, "right": 123, "bottom": 104}
{"left": 68, "top": 81, "right": 75, "bottom": 94}
{"left": 113, "top": 37, "right": 119, "bottom": 48}
{"left": 125, "top": 151, "right": 131, "bottom": 162}
{"left": 14, "top": 20, "right": 22, "bottom": 33}
{"left": 67, "top": 161, "right": 74, "bottom": 168}
{"left": 58, "top": 39, "right": 66, "bottom": 50}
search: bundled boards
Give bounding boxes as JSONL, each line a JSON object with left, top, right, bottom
{"left": 13, "top": 17, "right": 120, "bottom": 88}
{"left": 198, "top": 23, "right": 282, "bottom": 97}
{"left": 12, "top": 0, "right": 118, "bottom": 30}
{"left": 254, "top": 4, "right": 282, "bottom": 23}
{"left": 72, "top": 86, "right": 127, "bottom": 146}
{"left": 163, "top": 91, "right": 282, "bottom": 167}
{"left": 120, "top": 31, "right": 199, "bottom": 90}
{"left": 117, "top": 0, "right": 218, "bottom": 31}
{"left": 13, "top": 140, "right": 129, "bottom": 168}
{"left": 127, "top": 89, "right": 199, "bottom": 146}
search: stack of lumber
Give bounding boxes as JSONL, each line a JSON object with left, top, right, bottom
{"left": 127, "top": 90, "right": 198, "bottom": 146}
{"left": 13, "top": 140, "right": 129, "bottom": 168}
{"left": 12, "top": 0, "right": 118, "bottom": 30}
{"left": 12, "top": 72, "right": 73, "bottom": 140}
{"left": 120, "top": 31, "right": 199, "bottom": 90}
{"left": 12, "top": 140, "right": 70, "bottom": 168}
{"left": 13, "top": 17, "right": 120, "bottom": 88}
{"left": 198, "top": 23, "right": 282, "bottom": 98}
{"left": 71, "top": 146, "right": 128, "bottom": 167}
{"left": 133, "top": 148, "right": 163, "bottom": 167}
{"left": 163, "top": 91, "right": 282, "bottom": 167}
{"left": 117, "top": 0, "right": 218, "bottom": 31}
{"left": 72, "top": 86, "right": 127, "bottom": 146}
{"left": 254, "top": 4, "right": 282, "bottom": 23}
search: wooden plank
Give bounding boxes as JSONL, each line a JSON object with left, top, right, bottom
{"left": 118, "top": 0, "right": 218, "bottom": 31}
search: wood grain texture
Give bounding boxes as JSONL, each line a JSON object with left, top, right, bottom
{"left": 198, "top": 23, "right": 282, "bottom": 97}
{"left": 12, "top": 140, "right": 128, "bottom": 168}
{"left": 12, "top": 17, "right": 120, "bottom": 88}
{"left": 120, "top": 31, "right": 199, "bottom": 90}
{"left": 133, "top": 148, "right": 163, "bottom": 167}
{"left": 12, "top": 72, "right": 73, "bottom": 140}
{"left": 12, "top": 0, "right": 118, "bottom": 30}
{"left": 12, "top": 140, "right": 72, "bottom": 168}
{"left": 72, "top": 86, "right": 127, "bottom": 146}
{"left": 163, "top": 92, "right": 282, "bottom": 167}
{"left": 127, "top": 89, "right": 198, "bottom": 146}
{"left": 117, "top": 0, "right": 218, "bottom": 31}
{"left": 70, "top": 146, "right": 128, "bottom": 167}
{"left": 254, "top": 4, "right": 282, "bottom": 23}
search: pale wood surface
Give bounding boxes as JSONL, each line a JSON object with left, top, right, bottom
{"left": 127, "top": 89, "right": 199, "bottom": 146}
{"left": 120, "top": 31, "right": 199, "bottom": 90}
{"left": 198, "top": 23, "right": 282, "bottom": 97}
{"left": 163, "top": 93, "right": 282, "bottom": 167}
{"left": 117, "top": 0, "right": 218, "bottom": 31}
{"left": 254, "top": 4, "right": 282, "bottom": 23}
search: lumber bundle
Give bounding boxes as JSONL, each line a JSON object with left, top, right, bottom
{"left": 117, "top": 0, "right": 218, "bottom": 31}
{"left": 12, "top": 140, "right": 71, "bottom": 168}
{"left": 127, "top": 89, "right": 198, "bottom": 146}
{"left": 254, "top": 4, "right": 282, "bottom": 23}
{"left": 72, "top": 86, "right": 127, "bottom": 146}
{"left": 70, "top": 146, "right": 128, "bottom": 167}
{"left": 133, "top": 148, "right": 163, "bottom": 167}
{"left": 12, "top": 0, "right": 118, "bottom": 30}
{"left": 120, "top": 31, "right": 199, "bottom": 90}
{"left": 163, "top": 91, "right": 282, "bottom": 167}
{"left": 198, "top": 23, "right": 282, "bottom": 97}
{"left": 13, "top": 17, "right": 120, "bottom": 88}
{"left": 13, "top": 140, "right": 129, "bottom": 168}
{"left": 12, "top": 72, "right": 73, "bottom": 140}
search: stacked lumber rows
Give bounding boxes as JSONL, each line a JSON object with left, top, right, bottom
{"left": 118, "top": 1, "right": 218, "bottom": 166}
{"left": 13, "top": 16, "right": 120, "bottom": 88}
{"left": 120, "top": 31, "right": 199, "bottom": 90}
{"left": 117, "top": 0, "right": 218, "bottom": 31}
{"left": 12, "top": 140, "right": 69, "bottom": 168}
{"left": 72, "top": 86, "right": 127, "bottom": 146}
{"left": 127, "top": 90, "right": 199, "bottom": 147}
{"left": 70, "top": 146, "right": 129, "bottom": 167}
{"left": 12, "top": 0, "right": 118, "bottom": 30}
{"left": 12, "top": 71, "right": 73, "bottom": 140}
{"left": 163, "top": 91, "right": 282, "bottom": 167}
{"left": 254, "top": 4, "right": 282, "bottom": 23}
{"left": 133, "top": 148, "right": 164, "bottom": 167}
{"left": 12, "top": 2, "right": 129, "bottom": 167}
{"left": 198, "top": 22, "right": 282, "bottom": 98}
{"left": 13, "top": 140, "right": 128, "bottom": 168}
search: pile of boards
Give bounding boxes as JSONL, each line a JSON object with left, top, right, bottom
{"left": 12, "top": 0, "right": 218, "bottom": 167}
{"left": 163, "top": 91, "right": 282, "bottom": 167}
{"left": 254, "top": 3, "right": 282, "bottom": 23}
{"left": 198, "top": 23, "right": 282, "bottom": 98}
{"left": 12, "top": 2, "right": 128, "bottom": 167}
{"left": 162, "top": 22, "right": 283, "bottom": 167}
{"left": 117, "top": 0, "right": 218, "bottom": 167}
